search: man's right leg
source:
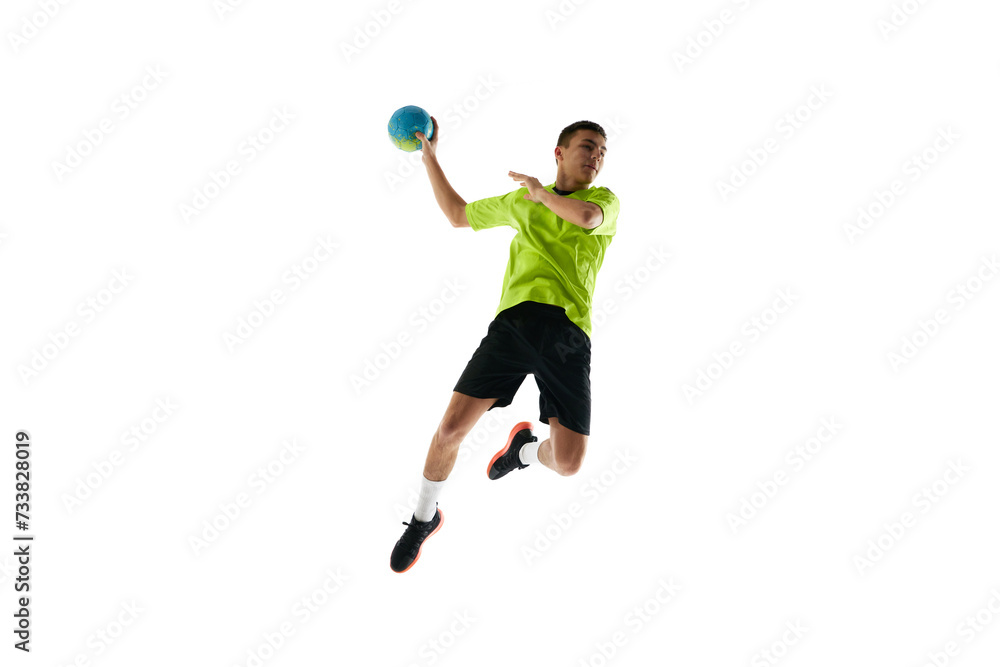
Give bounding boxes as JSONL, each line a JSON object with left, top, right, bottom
{"left": 390, "top": 391, "right": 496, "bottom": 573}
{"left": 424, "top": 391, "right": 498, "bottom": 481}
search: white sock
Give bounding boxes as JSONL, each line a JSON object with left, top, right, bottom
{"left": 414, "top": 476, "right": 444, "bottom": 522}
{"left": 519, "top": 441, "right": 540, "bottom": 465}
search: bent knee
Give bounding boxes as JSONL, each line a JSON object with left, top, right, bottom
{"left": 555, "top": 456, "right": 584, "bottom": 477}
{"left": 558, "top": 463, "right": 582, "bottom": 477}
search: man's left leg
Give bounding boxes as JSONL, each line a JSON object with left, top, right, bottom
{"left": 486, "top": 306, "right": 592, "bottom": 480}
{"left": 535, "top": 417, "right": 587, "bottom": 476}
{"left": 487, "top": 416, "right": 588, "bottom": 479}
{"left": 487, "top": 355, "right": 591, "bottom": 479}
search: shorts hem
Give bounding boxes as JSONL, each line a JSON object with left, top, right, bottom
{"left": 453, "top": 387, "right": 513, "bottom": 410}
{"left": 539, "top": 413, "right": 590, "bottom": 437}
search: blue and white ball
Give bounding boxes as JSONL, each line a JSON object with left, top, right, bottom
{"left": 388, "top": 105, "right": 433, "bottom": 152}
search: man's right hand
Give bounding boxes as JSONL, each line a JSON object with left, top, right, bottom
{"left": 415, "top": 116, "right": 439, "bottom": 160}
{"left": 417, "top": 114, "right": 468, "bottom": 228}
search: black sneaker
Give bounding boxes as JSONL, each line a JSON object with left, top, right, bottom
{"left": 487, "top": 421, "right": 536, "bottom": 480}
{"left": 390, "top": 506, "right": 443, "bottom": 573}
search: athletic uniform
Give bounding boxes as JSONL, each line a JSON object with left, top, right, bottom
{"left": 390, "top": 180, "right": 619, "bottom": 574}
{"left": 453, "top": 183, "right": 619, "bottom": 436}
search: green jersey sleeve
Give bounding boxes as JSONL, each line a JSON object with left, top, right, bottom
{"left": 583, "top": 186, "right": 619, "bottom": 236}
{"left": 465, "top": 188, "right": 526, "bottom": 232}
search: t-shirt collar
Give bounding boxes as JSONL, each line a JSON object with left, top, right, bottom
{"left": 550, "top": 183, "right": 580, "bottom": 196}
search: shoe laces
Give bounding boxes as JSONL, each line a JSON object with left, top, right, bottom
{"left": 399, "top": 517, "right": 434, "bottom": 555}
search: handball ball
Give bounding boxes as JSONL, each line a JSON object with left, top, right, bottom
{"left": 388, "top": 105, "right": 433, "bottom": 152}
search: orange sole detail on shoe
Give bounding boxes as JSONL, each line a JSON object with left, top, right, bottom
{"left": 487, "top": 421, "right": 534, "bottom": 477}
{"left": 392, "top": 510, "right": 444, "bottom": 574}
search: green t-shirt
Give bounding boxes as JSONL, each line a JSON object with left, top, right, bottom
{"left": 465, "top": 183, "right": 619, "bottom": 338}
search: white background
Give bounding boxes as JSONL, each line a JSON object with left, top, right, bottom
{"left": 2, "top": 0, "right": 999, "bottom": 665}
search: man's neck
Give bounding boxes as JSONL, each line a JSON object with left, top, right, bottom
{"left": 553, "top": 173, "right": 588, "bottom": 193}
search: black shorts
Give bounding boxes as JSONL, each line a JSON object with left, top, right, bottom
{"left": 453, "top": 300, "right": 592, "bottom": 436}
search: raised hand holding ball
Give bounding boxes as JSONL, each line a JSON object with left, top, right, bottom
{"left": 388, "top": 105, "right": 434, "bottom": 152}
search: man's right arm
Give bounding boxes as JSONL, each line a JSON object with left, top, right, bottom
{"left": 416, "top": 118, "right": 469, "bottom": 229}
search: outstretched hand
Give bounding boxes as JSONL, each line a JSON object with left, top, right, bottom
{"left": 509, "top": 171, "right": 546, "bottom": 202}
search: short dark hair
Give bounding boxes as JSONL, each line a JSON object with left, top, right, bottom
{"left": 557, "top": 120, "right": 607, "bottom": 148}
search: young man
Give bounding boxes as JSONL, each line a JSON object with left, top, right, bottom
{"left": 389, "top": 118, "right": 619, "bottom": 573}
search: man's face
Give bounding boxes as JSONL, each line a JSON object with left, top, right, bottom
{"left": 556, "top": 130, "right": 607, "bottom": 184}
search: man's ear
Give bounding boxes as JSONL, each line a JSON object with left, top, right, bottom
{"left": 554, "top": 146, "right": 563, "bottom": 161}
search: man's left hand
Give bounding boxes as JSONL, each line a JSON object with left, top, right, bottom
{"left": 509, "top": 171, "right": 546, "bottom": 203}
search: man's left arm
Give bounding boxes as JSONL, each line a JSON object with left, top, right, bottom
{"left": 536, "top": 190, "right": 602, "bottom": 229}
{"left": 509, "top": 171, "right": 602, "bottom": 230}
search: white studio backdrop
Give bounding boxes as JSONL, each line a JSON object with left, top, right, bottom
{"left": 2, "top": 0, "right": 999, "bottom": 665}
